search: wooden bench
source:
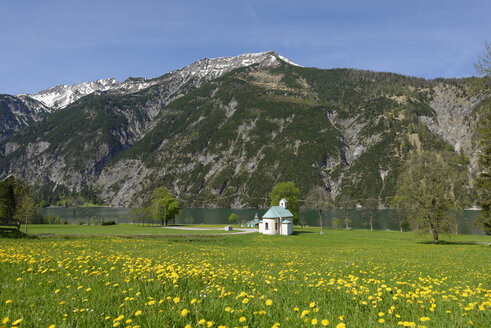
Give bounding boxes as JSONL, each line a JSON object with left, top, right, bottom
{"left": 0, "top": 218, "right": 21, "bottom": 231}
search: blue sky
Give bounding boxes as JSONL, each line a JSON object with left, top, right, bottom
{"left": 1, "top": 0, "right": 490, "bottom": 95}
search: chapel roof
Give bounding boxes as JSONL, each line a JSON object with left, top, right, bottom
{"left": 262, "top": 206, "right": 294, "bottom": 219}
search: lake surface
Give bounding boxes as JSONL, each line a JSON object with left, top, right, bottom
{"left": 38, "top": 207, "right": 485, "bottom": 235}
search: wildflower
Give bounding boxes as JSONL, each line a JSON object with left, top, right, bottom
{"left": 113, "top": 323, "right": 120, "bottom": 327}
{"left": 2, "top": 317, "right": 8, "bottom": 324}
{"left": 181, "top": 309, "right": 189, "bottom": 316}
{"left": 378, "top": 312, "right": 385, "bottom": 317}
{"left": 339, "top": 316, "right": 344, "bottom": 321}
{"left": 242, "top": 298, "right": 249, "bottom": 304}
{"left": 12, "top": 318, "right": 23, "bottom": 325}
{"left": 419, "top": 317, "right": 430, "bottom": 322}
{"left": 135, "top": 310, "right": 142, "bottom": 316}
{"left": 312, "top": 318, "right": 318, "bottom": 325}
{"left": 173, "top": 297, "right": 180, "bottom": 303}
{"left": 239, "top": 317, "right": 246, "bottom": 322}
{"left": 5, "top": 300, "right": 12, "bottom": 304}
{"left": 198, "top": 319, "right": 206, "bottom": 324}
{"left": 266, "top": 299, "right": 273, "bottom": 306}
{"left": 322, "top": 319, "right": 329, "bottom": 326}
{"left": 49, "top": 325, "right": 55, "bottom": 328}
{"left": 185, "top": 325, "right": 191, "bottom": 328}
{"left": 379, "top": 318, "right": 385, "bottom": 323}
{"left": 191, "top": 298, "right": 197, "bottom": 304}
{"left": 310, "top": 302, "right": 316, "bottom": 308}
{"left": 336, "top": 323, "right": 346, "bottom": 328}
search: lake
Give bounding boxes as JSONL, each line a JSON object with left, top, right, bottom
{"left": 38, "top": 207, "right": 485, "bottom": 235}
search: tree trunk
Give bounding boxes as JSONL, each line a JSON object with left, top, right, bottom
{"left": 318, "top": 210, "right": 323, "bottom": 230}
{"left": 433, "top": 231, "right": 439, "bottom": 244}
{"left": 370, "top": 217, "right": 373, "bottom": 231}
{"left": 25, "top": 217, "right": 28, "bottom": 233}
{"left": 400, "top": 223, "right": 403, "bottom": 232}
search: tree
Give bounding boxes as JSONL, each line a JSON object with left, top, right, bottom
{"left": 473, "top": 41, "right": 491, "bottom": 92}
{"left": 228, "top": 213, "right": 238, "bottom": 224}
{"left": 363, "top": 198, "right": 379, "bottom": 231}
{"left": 129, "top": 207, "right": 149, "bottom": 226}
{"left": 390, "top": 196, "right": 410, "bottom": 232}
{"left": 473, "top": 42, "right": 491, "bottom": 234}
{"left": 151, "top": 187, "right": 181, "bottom": 226}
{"left": 304, "top": 186, "right": 332, "bottom": 229}
{"left": 16, "top": 193, "right": 36, "bottom": 233}
{"left": 269, "top": 182, "right": 299, "bottom": 223}
{"left": 394, "top": 151, "right": 468, "bottom": 244}
{"left": 338, "top": 194, "right": 353, "bottom": 230}
{"left": 0, "top": 177, "right": 36, "bottom": 232}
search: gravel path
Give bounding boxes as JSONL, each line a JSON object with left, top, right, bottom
{"left": 164, "top": 226, "right": 258, "bottom": 235}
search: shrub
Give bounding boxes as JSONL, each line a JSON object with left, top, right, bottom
{"left": 101, "top": 220, "right": 117, "bottom": 226}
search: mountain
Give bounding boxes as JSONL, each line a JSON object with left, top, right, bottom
{"left": 0, "top": 94, "right": 50, "bottom": 141}
{"left": 20, "top": 51, "right": 299, "bottom": 111}
{"left": 0, "top": 52, "right": 486, "bottom": 207}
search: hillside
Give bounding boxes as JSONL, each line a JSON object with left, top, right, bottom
{"left": 0, "top": 53, "right": 485, "bottom": 207}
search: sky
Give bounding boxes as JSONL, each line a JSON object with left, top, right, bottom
{"left": 1, "top": 0, "right": 490, "bottom": 95}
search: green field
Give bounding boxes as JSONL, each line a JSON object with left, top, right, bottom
{"left": 0, "top": 228, "right": 489, "bottom": 328}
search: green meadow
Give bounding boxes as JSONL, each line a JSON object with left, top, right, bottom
{"left": 0, "top": 227, "right": 489, "bottom": 328}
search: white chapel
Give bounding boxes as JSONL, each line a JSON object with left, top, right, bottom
{"left": 258, "top": 198, "right": 293, "bottom": 235}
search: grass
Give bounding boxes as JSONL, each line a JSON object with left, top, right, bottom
{"left": 23, "top": 224, "right": 236, "bottom": 236}
{"left": 0, "top": 228, "right": 489, "bottom": 327}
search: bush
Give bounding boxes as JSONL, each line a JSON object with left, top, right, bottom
{"left": 101, "top": 220, "right": 117, "bottom": 226}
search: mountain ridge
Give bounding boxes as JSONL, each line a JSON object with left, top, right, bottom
{"left": 0, "top": 52, "right": 485, "bottom": 208}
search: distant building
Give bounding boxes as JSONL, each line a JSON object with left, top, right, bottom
{"left": 259, "top": 198, "right": 293, "bottom": 235}
{"left": 245, "top": 213, "right": 260, "bottom": 228}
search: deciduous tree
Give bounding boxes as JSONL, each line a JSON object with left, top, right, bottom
{"left": 151, "top": 187, "right": 181, "bottom": 226}
{"left": 473, "top": 42, "right": 491, "bottom": 234}
{"left": 394, "top": 151, "right": 468, "bottom": 244}
{"left": 269, "top": 182, "right": 299, "bottom": 223}
{"left": 304, "top": 186, "right": 332, "bottom": 229}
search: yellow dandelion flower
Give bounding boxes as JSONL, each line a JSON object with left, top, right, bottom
{"left": 266, "top": 299, "right": 273, "bottom": 306}
{"left": 185, "top": 325, "right": 191, "bottom": 328}
{"left": 5, "top": 300, "right": 12, "bottom": 304}
{"left": 12, "top": 318, "right": 23, "bottom": 325}
{"left": 311, "top": 318, "right": 318, "bottom": 325}
{"left": 125, "top": 319, "right": 132, "bottom": 324}
{"left": 134, "top": 310, "right": 142, "bottom": 316}
{"left": 310, "top": 302, "right": 316, "bottom": 308}
{"left": 294, "top": 307, "right": 300, "bottom": 312}
{"left": 336, "top": 323, "right": 345, "bottom": 328}
{"left": 321, "top": 319, "right": 329, "bottom": 326}
{"left": 419, "top": 317, "right": 430, "bottom": 322}
{"left": 113, "top": 323, "right": 120, "bottom": 327}
{"left": 379, "top": 318, "right": 385, "bottom": 323}
{"left": 339, "top": 316, "right": 344, "bottom": 321}
{"left": 173, "top": 297, "right": 180, "bottom": 304}
{"left": 48, "top": 325, "right": 55, "bottom": 328}
{"left": 239, "top": 317, "right": 246, "bottom": 322}
{"left": 378, "top": 312, "right": 384, "bottom": 317}
{"left": 191, "top": 298, "right": 197, "bottom": 304}
{"left": 181, "top": 309, "right": 189, "bottom": 316}
{"left": 242, "top": 298, "right": 249, "bottom": 304}
{"left": 2, "top": 317, "right": 9, "bottom": 324}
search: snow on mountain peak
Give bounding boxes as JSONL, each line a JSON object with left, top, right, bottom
{"left": 21, "top": 52, "right": 301, "bottom": 110}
